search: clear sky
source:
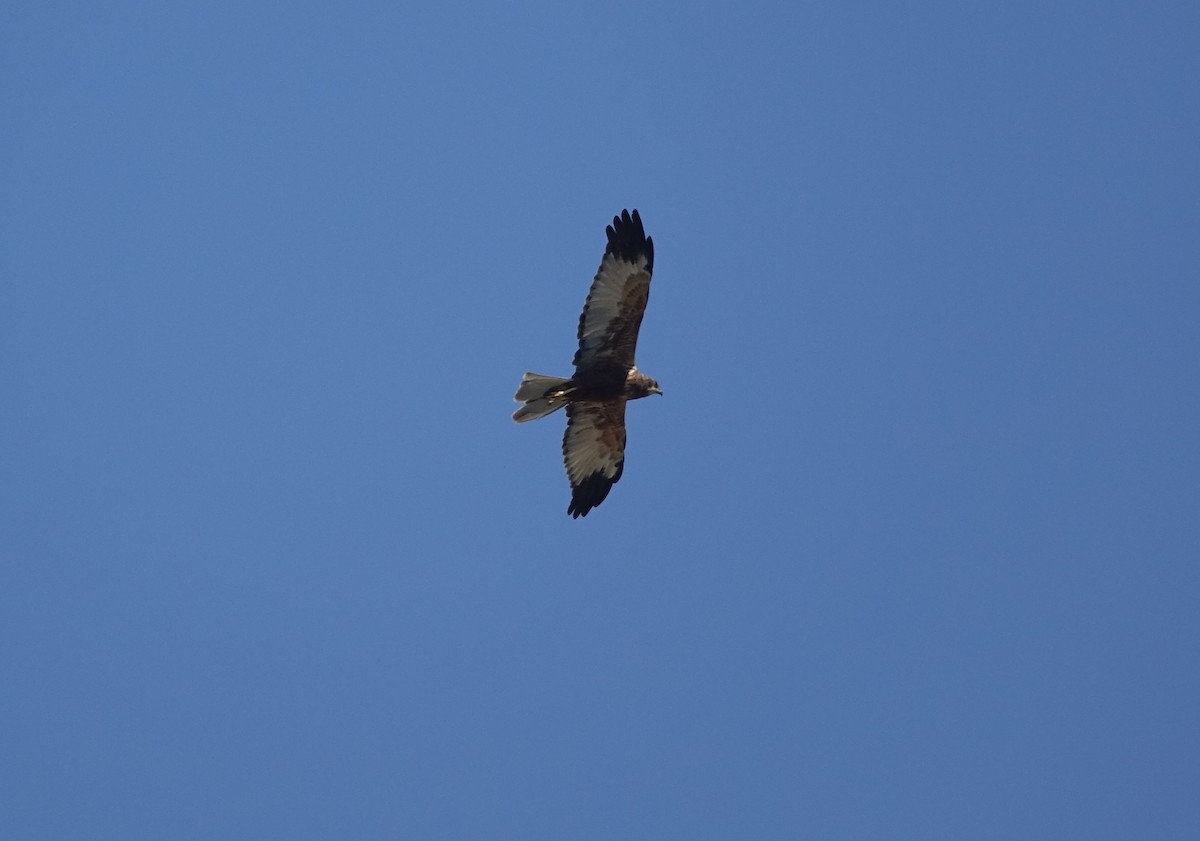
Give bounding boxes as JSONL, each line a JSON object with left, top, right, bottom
{"left": 3, "top": 2, "right": 1198, "bottom": 839}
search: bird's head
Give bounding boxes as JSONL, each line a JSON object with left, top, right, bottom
{"left": 625, "top": 370, "right": 662, "bottom": 399}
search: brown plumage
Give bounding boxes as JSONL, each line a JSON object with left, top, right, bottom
{"left": 512, "top": 209, "right": 662, "bottom": 517}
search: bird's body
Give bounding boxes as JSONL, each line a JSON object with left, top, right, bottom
{"left": 512, "top": 209, "right": 661, "bottom": 518}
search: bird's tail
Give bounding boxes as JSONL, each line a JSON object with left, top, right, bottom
{"left": 512, "top": 372, "right": 573, "bottom": 423}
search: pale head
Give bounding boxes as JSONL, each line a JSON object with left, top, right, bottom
{"left": 625, "top": 368, "right": 663, "bottom": 399}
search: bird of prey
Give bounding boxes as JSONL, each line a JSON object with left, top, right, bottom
{"left": 512, "top": 209, "right": 661, "bottom": 518}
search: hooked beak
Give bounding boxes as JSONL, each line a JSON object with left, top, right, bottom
{"left": 651, "top": 386, "right": 663, "bottom": 396}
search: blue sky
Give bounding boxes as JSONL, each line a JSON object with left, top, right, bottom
{"left": 2, "top": 1, "right": 1198, "bottom": 838}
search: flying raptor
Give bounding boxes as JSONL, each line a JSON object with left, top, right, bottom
{"left": 512, "top": 209, "right": 661, "bottom": 518}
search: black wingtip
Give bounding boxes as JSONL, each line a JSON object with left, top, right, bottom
{"left": 567, "top": 461, "right": 624, "bottom": 518}
{"left": 605, "top": 208, "right": 654, "bottom": 274}
{"left": 567, "top": 476, "right": 610, "bottom": 518}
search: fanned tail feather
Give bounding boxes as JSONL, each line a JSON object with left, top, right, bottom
{"left": 512, "top": 372, "right": 572, "bottom": 423}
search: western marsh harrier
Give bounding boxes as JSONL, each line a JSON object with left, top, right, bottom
{"left": 513, "top": 209, "right": 661, "bottom": 518}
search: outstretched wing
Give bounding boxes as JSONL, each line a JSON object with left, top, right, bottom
{"left": 563, "top": 400, "right": 627, "bottom": 518}
{"left": 573, "top": 209, "right": 654, "bottom": 381}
